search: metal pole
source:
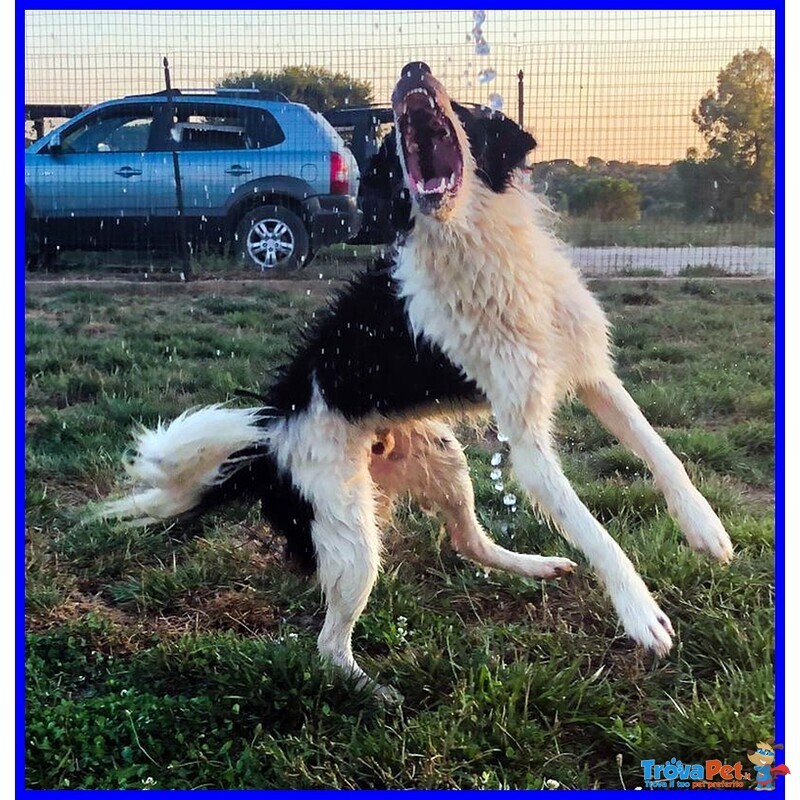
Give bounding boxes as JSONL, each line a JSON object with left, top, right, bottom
{"left": 164, "top": 57, "right": 193, "bottom": 281}
{"left": 517, "top": 70, "right": 524, "bottom": 128}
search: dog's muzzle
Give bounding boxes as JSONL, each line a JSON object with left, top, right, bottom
{"left": 392, "top": 62, "right": 465, "bottom": 218}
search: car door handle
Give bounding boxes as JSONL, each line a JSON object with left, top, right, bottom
{"left": 225, "top": 165, "right": 252, "bottom": 176}
{"left": 114, "top": 166, "right": 143, "bottom": 178}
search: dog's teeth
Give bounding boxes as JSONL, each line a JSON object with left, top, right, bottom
{"left": 447, "top": 173, "right": 456, "bottom": 188}
{"left": 416, "top": 180, "right": 425, "bottom": 192}
{"left": 428, "top": 95, "right": 435, "bottom": 108}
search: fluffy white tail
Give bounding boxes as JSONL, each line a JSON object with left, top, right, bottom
{"left": 94, "top": 405, "right": 273, "bottom": 525}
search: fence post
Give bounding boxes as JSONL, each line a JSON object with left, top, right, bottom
{"left": 163, "top": 57, "right": 193, "bottom": 281}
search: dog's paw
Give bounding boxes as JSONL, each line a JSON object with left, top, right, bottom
{"left": 519, "top": 555, "right": 577, "bottom": 580}
{"left": 372, "top": 683, "right": 404, "bottom": 706}
{"left": 688, "top": 526, "right": 734, "bottom": 563}
{"left": 610, "top": 576, "right": 674, "bottom": 656}
{"left": 670, "top": 490, "right": 734, "bottom": 563}
{"left": 684, "top": 516, "right": 734, "bottom": 563}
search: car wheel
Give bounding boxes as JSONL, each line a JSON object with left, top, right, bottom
{"left": 235, "top": 205, "right": 310, "bottom": 271}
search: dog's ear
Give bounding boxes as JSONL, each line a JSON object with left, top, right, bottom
{"left": 457, "top": 106, "right": 537, "bottom": 192}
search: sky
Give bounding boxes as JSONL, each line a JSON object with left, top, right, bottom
{"left": 24, "top": 9, "right": 774, "bottom": 165}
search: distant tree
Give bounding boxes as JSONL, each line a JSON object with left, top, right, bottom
{"left": 684, "top": 48, "right": 774, "bottom": 221}
{"left": 217, "top": 66, "right": 373, "bottom": 113}
{"left": 569, "top": 177, "right": 641, "bottom": 221}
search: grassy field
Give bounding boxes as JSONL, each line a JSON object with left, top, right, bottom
{"left": 24, "top": 278, "right": 775, "bottom": 789}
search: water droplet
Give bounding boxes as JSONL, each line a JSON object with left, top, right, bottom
{"left": 503, "top": 493, "right": 517, "bottom": 506}
{"left": 490, "top": 468, "right": 502, "bottom": 480}
{"left": 488, "top": 93, "right": 504, "bottom": 111}
{"left": 491, "top": 453, "right": 502, "bottom": 466}
{"left": 478, "top": 68, "right": 496, "bottom": 83}
{"left": 496, "top": 431, "right": 509, "bottom": 443}
{"left": 494, "top": 483, "right": 504, "bottom": 492}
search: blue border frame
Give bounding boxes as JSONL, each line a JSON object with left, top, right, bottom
{"left": 17, "top": 1, "right": 784, "bottom": 796}
{"left": 773, "top": 0, "right": 785, "bottom": 783}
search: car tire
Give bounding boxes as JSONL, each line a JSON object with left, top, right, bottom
{"left": 235, "top": 205, "right": 310, "bottom": 272}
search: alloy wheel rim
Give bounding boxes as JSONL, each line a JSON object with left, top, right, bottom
{"left": 247, "top": 218, "right": 295, "bottom": 269}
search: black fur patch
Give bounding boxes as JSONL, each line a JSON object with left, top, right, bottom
{"left": 455, "top": 104, "right": 537, "bottom": 192}
{"left": 191, "top": 443, "right": 317, "bottom": 575}
{"left": 266, "top": 263, "right": 485, "bottom": 421}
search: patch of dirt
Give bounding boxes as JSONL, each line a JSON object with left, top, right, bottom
{"left": 26, "top": 277, "right": 340, "bottom": 299}
{"left": 82, "top": 321, "right": 118, "bottom": 336}
{"left": 739, "top": 485, "right": 775, "bottom": 508}
{"left": 25, "top": 410, "right": 48, "bottom": 427}
{"left": 179, "top": 589, "right": 283, "bottom": 635}
{"left": 25, "top": 308, "right": 64, "bottom": 325}
{"left": 25, "top": 586, "right": 286, "bottom": 647}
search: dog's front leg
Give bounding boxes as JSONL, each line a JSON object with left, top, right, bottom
{"left": 578, "top": 374, "right": 734, "bottom": 562}
{"left": 509, "top": 432, "right": 675, "bottom": 655}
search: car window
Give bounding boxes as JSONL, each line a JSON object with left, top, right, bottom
{"left": 60, "top": 106, "right": 156, "bottom": 154}
{"left": 169, "top": 103, "right": 285, "bottom": 151}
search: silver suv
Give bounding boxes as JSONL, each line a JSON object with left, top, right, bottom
{"left": 25, "top": 89, "right": 362, "bottom": 270}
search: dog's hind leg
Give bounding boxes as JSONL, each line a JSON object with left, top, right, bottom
{"left": 578, "top": 374, "right": 733, "bottom": 562}
{"left": 271, "top": 396, "right": 399, "bottom": 703}
{"left": 370, "top": 420, "right": 576, "bottom": 580}
{"left": 508, "top": 428, "right": 675, "bottom": 655}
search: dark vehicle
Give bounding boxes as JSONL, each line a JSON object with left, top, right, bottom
{"left": 25, "top": 89, "right": 362, "bottom": 270}
{"left": 324, "top": 105, "right": 398, "bottom": 245}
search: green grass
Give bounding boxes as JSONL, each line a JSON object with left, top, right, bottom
{"left": 25, "top": 279, "right": 775, "bottom": 789}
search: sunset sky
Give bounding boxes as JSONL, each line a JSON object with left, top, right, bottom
{"left": 24, "top": 9, "right": 774, "bottom": 165}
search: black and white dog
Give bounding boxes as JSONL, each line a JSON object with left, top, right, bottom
{"left": 98, "top": 63, "right": 733, "bottom": 701}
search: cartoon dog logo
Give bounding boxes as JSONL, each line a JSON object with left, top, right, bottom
{"left": 748, "top": 740, "right": 790, "bottom": 790}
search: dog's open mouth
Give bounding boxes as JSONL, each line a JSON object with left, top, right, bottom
{"left": 393, "top": 67, "right": 464, "bottom": 215}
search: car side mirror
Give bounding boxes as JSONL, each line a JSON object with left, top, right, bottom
{"left": 48, "top": 132, "right": 62, "bottom": 154}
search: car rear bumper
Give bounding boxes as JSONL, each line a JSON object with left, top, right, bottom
{"left": 303, "top": 195, "right": 363, "bottom": 250}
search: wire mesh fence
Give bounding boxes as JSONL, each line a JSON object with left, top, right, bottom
{"left": 23, "top": 9, "right": 776, "bottom": 279}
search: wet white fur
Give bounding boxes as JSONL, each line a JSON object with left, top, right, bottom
{"left": 389, "top": 105, "right": 733, "bottom": 658}
{"left": 96, "top": 405, "right": 272, "bottom": 525}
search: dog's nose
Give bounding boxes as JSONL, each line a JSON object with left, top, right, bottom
{"left": 400, "top": 61, "right": 432, "bottom": 80}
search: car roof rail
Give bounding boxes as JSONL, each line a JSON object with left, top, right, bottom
{"left": 125, "top": 87, "right": 291, "bottom": 103}
{"left": 213, "top": 87, "right": 290, "bottom": 102}
{"left": 124, "top": 89, "right": 182, "bottom": 99}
